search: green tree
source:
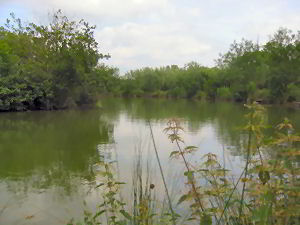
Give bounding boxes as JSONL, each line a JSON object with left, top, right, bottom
{"left": 0, "top": 11, "right": 112, "bottom": 111}
{"left": 264, "top": 28, "right": 300, "bottom": 103}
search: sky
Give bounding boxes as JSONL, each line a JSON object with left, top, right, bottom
{"left": 0, "top": 0, "right": 299, "bottom": 74}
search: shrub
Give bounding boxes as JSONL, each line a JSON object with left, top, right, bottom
{"left": 217, "top": 87, "right": 233, "bottom": 100}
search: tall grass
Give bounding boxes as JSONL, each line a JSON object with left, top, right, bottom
{"left": 131, "top": 140, "right": 158, "bottom": 225}
{"left": 71, "top": 103, "right": 300, "bottom": 225}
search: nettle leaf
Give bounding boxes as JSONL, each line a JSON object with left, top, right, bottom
{"left": 95, "top": 183, "right": 105, "bottom": 188}
{"left": 184, "top": 145, "right": 198, "bottom": 153}
{"left": 115, "top": 182, "right": 126, "bottom": 185}
{"left": 259, "top": 170, "right": 270, "bottom": 185}
{"left": 184, "top": 171, "right": 195, "bottom": 181}
{"left": 185, "top": 146, "right": 198, "bottom": 150}
{"left": 241, "top": 177, "right": 249, "bottom": 183}
{"left": 93, "top": 210, "right": 106, "bottom": 220}
{"left": 170, "top": 151, "right": 179, "bottom": 158}
{"left": 197, "top": 169, "right": 209, "bottom": 172}
{"left": 200, "top": 214, "right": 212, "bottom": 225}
{"left": 177, "top": 194, "right": 189, "bottom": 205}
{"left": 119, "top": 209, "right": 132, "bottom": 220}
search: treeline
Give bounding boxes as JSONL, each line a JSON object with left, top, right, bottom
{"left": 1, "top": 12, "right": 300, "bottom": 111}
{"left": 0, "top": 11, "right": 119, "bottom": 111}
{"left": 116, "top": 29, "right": 300, "bottom": 103}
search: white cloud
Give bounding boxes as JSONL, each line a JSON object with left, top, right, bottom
{"left": 96, "top": 22, "right": 212, "bottom": 72}
{"left": 1, "top": 0, "right": 299, "bottom": 74}
{"left": 4, "top": 0, "right": 171, "bottom": 21}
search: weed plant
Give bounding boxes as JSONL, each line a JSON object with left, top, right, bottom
{"left": 71, "top": 103, "right": 300, "bottom": 225}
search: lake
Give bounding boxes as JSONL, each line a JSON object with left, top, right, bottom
{"left": 0, "top": 98, "right": 299, "bottom": 224}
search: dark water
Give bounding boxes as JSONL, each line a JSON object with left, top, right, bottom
{"left": 0, "top": 98, "right": 299, "bottom": 224}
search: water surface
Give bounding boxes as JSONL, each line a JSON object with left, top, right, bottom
{"left": 0, "top": 98, "right": 299, "bottom": 224}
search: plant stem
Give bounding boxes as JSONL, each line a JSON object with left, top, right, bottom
{"left": 216, "top": 166, "right": 246, "bottom": 225}
{"left": 238, "top": 118, "right": 253, "bottom": 221}
{"left": 148, "top": 121, "right": 176, "bottom": 225}
{"left": 175, "top": 139, "right": 205, "bottom": 213}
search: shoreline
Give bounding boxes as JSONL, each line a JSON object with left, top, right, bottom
{"left": 1, "top": 96, "right": 299, "bottom": 113}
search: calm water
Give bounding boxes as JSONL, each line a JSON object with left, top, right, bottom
{"left": 0, "top": 98, "right": 299, "bottom": 224}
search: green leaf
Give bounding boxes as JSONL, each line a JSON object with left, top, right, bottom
{"left": 115, "top": 182, "right": 126, "bottom": 185}
{"left": 177, "top": 194, "right": 189, "bottom": 205}
{"left": 258, "top": 170, "right": 270, "bottom": 185}
{"left": 170, "top": 151, "right": 179, "bottom": 158}
{"left": 185, "top": 146, "right": 198, "bottom": 150}
{"left": 95, "top": 183, "right": 105, "bottom": 188}
{"left": 200, "top": 213, "right": 212, "bottom": 225}
{"left": 93, "top": 210, "right": 106, "bottom": 220}
{"left": 119, "top": 209, "right": 132, "bottom": 220}
{"left": 184, "top": 171, "right": 194, "bottom": 181}
{"left": 197, "top": 169, "right": 209, "bottom": 172}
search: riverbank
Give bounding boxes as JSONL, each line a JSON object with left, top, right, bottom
{"left": 2, "top": 94, "right": 300, "bottom": 113}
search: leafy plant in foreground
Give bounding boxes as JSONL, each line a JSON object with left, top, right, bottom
{"left": 164, "top": 118, "right": 208, "bottom": 224}
{"left": 164, "top": 103, "right": 300, "bottom": 225}
{"left": 72, "top": 103, "right": 300, "bottom": 225}
{"left": 68, "top": 161, "right": 131, "bottom": 225}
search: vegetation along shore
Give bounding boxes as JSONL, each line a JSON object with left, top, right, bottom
{"left": 0, "top": 11, "right": 299, "bottom": 112}
{"left": 1, "top": 2, "right": 300, "bottom": 225}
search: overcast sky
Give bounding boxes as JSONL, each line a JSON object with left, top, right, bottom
{"left": 1, "top": 0, "right": 299, "bottom": 74}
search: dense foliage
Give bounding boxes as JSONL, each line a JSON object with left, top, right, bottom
{"left": 117, "top": 29, "right": 300, "bottom": 104}
{"left": 1, "top": 11, "right": 299, "bottom": 111}
{"left": 0, "top": 11, "right": 118, "bottom": 111}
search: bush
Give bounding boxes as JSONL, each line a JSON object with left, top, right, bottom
{"left": 132, "top": 89, "right": 144, "bottom": 97}
{"left": 168, "top": 87, "right": 187, "bottom": 98}
{"left": 253, "top": 88, "right": 271, "bottom": 103}
{"left": 193, "top": 90, "right": 207, "bottom": 101}
{"left": 217, "top": 87, "right": 233, "bottom": 100}
{"left": 151, "top": 90, "right": 167, "bottom": 98}
{"left": 287, "top": 83, "right": 300, "bottom": 102}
